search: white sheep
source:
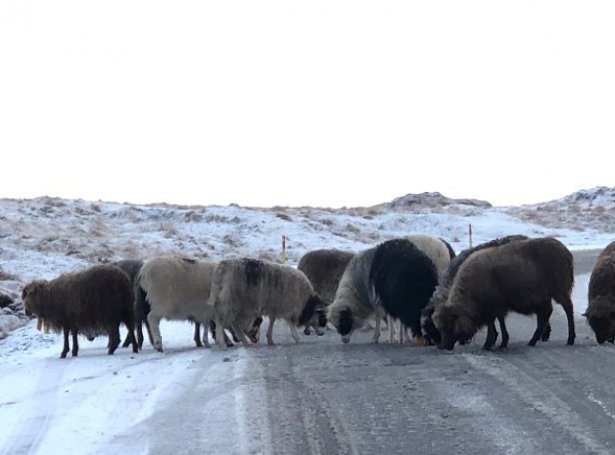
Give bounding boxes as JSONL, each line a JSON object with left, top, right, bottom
{"left": 135, "top": 256, "right": 216, "bottom": 352}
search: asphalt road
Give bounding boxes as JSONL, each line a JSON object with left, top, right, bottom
{"left": 106, "top": 249, "right": 615, "bottom": 455}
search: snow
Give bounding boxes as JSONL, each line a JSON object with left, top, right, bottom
{"left": 0, "top": 190, "right": 612, "bottom": 453}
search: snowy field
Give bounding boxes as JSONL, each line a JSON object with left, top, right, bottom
{"left": 0, "top": 190, "right": 612, "bottom": 454}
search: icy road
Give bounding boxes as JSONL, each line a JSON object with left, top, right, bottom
{"left": 2, "top": 250, "right": 615, "bottom": 455}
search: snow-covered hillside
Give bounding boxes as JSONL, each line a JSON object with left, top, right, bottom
{"left": 0, "top": 188, "right": 613, "bottom": 339}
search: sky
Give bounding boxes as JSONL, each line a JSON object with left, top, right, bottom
{"left": 1, "top": 1, "right": 614, "bottom": 208}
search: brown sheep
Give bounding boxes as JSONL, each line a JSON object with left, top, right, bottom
{"left": 583, "top": 241, "right": 615, "bottom": 344}
{"left": 432, "top": 237, "right": 575, "bottom": 350}
{"left": 22, "top": 264, "right": 137, "bottom": 358}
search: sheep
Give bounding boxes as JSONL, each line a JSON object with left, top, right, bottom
{"left": 421, "top": 235, "right": 532, "bottom": 347}
{"left": 134, "top": 256, "right": 216, "bottom": 352}
{"left": 432, "top": 237, "right": 575, "bottom": 350}
{"left": 387, "top": 235, "right": 455, "bottom": 343}
{"left": 21, "top": 264, "right": 137, "bottom": 358}
{"left": 328, "top": 238, "right": 438, "bottom": 346}
{"left": 297, "top": 248, "right": 354, "bottom": 335}
{"left": 210, "top": 258, "right": 327, "bottom": 347}
{"left": 583, "top": 241, "right": 615, "bottom": 344}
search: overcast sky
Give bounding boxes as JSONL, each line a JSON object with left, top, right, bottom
{"left": 1, "top": 1, "right": 613, "bottom": 208}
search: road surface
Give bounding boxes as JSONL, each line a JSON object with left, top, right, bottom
{"left": 104, "top": 249, "right": 615, "bottom": 455}
{"left": 3, "top": 249, "right": 613, "bottom": 455}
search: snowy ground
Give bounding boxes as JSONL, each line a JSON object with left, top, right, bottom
{"left": 0, "top": 191, "right": 613, "bottom": 454}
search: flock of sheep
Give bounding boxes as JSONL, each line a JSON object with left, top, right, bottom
{"left": 19, "top": 234, "right": 615, "bottom": 358}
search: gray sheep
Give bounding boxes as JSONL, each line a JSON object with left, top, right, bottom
{"left": 583, "top": 241, "right": 615, "bottom": 344}
{"left": 432, "top": 237, "right": 575, "bottom": 350}
{"left": 22, "top": 264, "right": 137, "bottom": 358}
{"left": 210, "top": 258, "right": 327, "bottom": 347}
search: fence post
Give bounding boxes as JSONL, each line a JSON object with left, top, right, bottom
{"left": 280, "top": 235, "right": 288, "bottom": 264}
{"left": 468, "top": 224, "right": 473, "bottom": 249}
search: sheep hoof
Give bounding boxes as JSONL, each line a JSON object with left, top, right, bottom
{"left": 155, "top": 347, "right": 164, "bottom": 353}
{"left": 415, "top": 336, "right": 426, "bottom": 347}
{"left": 527, "top": 340, "right": 538, "bottom": 347}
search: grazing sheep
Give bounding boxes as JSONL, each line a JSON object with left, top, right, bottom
{"left": 210, "top": 258, "right": 327, "bottom": 347}
{"left": 421, "top": 235, "right": 532, "bottom": 347}
{"left": 135, "top": 256, "right": 216, "bottom": 352}
{"left": 22, "top": 264, "right": 137, "bottom": 358}
{"left": 583, "top": 241, "right": 615, "bottom": 344}
{"left": 432, "top": 237, "right": 575, "bottom": 350}
{"left": 328, "top": 238, "right": 438, "bottom": 345}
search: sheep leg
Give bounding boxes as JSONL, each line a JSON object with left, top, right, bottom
{"left": 215, "top": 321, "right": 227, "bottom": 348}
{"left": 267, "top": 317, "right": 276, "bottom": 346}
{"left": 289, "top": 322, "right": 301, "bottom": 343}
{"left": 402, "top": 325, "right": 410, "bottom": 344}
{"left": 557, "top": 296, "right": 576, "bottom": 345}
{"left": 193, "top": 322, "right": 203, "bottom": 347}
{"left": 122, "top": 332, "right": 132, "bottom": 348}
{"left": 61, "top": 328, "right": 70, "bottom": 358}
{"left": 136, "top": 320, "right": 145, "bottom": 350}
{"left": 398, "top": 320, "right": 404, "bottom": 344}
{"left": 201, "top": 321, "right": 211, "bottom": 349}
{"left": 387, "top": 315, "right": 396, "bottom": 343}
{"left": 372, "top": 316, "right": 381, "bottom": 344}
{"left": 497, "top": 316, "right": 509, "bottom": 349}
{"left": 231, "top": 323, "right": 251, "bottom": 346}
{"left": 223, "top": 331, "right": 234, "bottom": 347}
{"left": 528, "top": 306, "right": 552, "bottom": 347}
{"left": 541, "top": 321, "right": 552, "bottom": 342}
{"left": 126, "top": 324, "right": 138, "bottom": 354}
{"left": 147, "top": 314, "right": 164, "bottom": 352}
{"left": 483, "top": 320, "right": 498, "bottom": 350}
{"left": 108, "top": 325, "right": 121, "bottom": 355}
{"left": 71, "top": 330, "right": 79, "bottom": 357}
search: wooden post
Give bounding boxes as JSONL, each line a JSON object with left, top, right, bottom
{"left": 280, "top": 235, "right": 288, "bottom": 264}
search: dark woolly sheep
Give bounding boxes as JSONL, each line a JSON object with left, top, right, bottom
{"left": 81, "top": 260, "right": 145, "bottom": 348}
{"left": 583, "top": 241, "right": 615, "bottom": 344}
{"left": 432, "top": 237, "right": 575, "bottom": 350}
{"left": 328, "top": 238, "right": 438, "bottom": 345}
{"left": 421, "top": 235, "right": 531, "bottom": 346}
{"left": 22, "top": 265, "right": 137, "bottom": 358}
